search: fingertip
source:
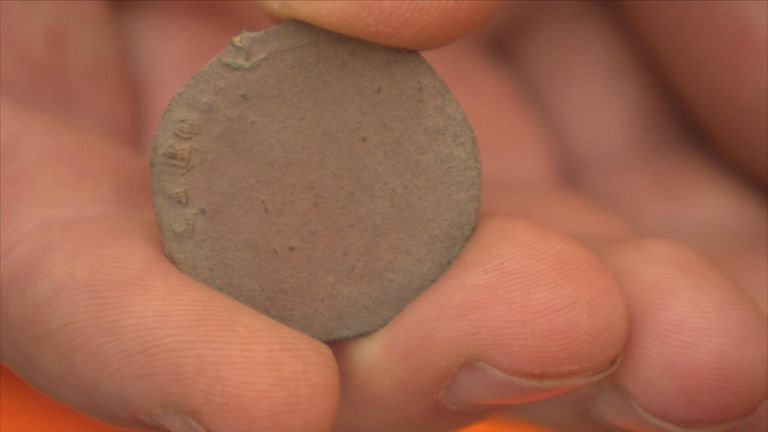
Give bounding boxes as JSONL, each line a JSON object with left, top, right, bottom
{"left": 441, "top": 215, "right": 629, "bottom": 373}
{"left": 330, "top": 215, "right": 628, "bottom": 430}
{"left": 605, "top": 238, "right": 768, "bottom": 426}
{"left": 4, "top": 216, "right": 340, "bottom": 432}
{"left": 260, "top": 0, "right": 498, "bottom": 49}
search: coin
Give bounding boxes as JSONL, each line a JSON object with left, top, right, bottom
{"left": 150, "top": 21, "right": 480, "bottom": 341}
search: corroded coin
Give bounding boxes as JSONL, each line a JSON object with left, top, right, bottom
{"left": 150, "top": 21, "right": 480, "bottom": 341}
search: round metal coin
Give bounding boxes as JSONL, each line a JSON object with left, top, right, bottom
{"left": 150, "top": 21, "right": 480, "bottom": 341}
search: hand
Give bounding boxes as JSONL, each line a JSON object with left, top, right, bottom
{"left": 1, "top": 2, "right": 765, "bottom": 432}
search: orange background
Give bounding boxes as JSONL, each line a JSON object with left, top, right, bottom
{"left": 1, "top": 363, "right": 546, "bottom": 432}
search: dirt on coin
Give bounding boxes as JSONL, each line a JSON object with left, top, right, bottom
{"left": 151, "top": 21, "right": 480, "bottom": 341}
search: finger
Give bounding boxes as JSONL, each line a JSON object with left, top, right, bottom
{"left": 2, "top": 217, "right": 340, "bottom": 432}
{"left": 260, "top": 0, "right": 499, "bottom": 50}
{"left": 509, "top": 0, "right": 763, "bottom": 236}
{"left": 481, "top": 184, "right": 632, "bottom": 245}
{"left": 596, "top": 239, "right": 767, "bottom": 429}
{"left": 330, "top": 215, "right": 628, "bottom": 432}
{"left": 619, "top": 0, "right": 768, "bottom": 187}
{"left": 1, "top": 109, "right": 339, "bottom": 432}
{"left": 0, "top": 1, "right": 135, "bottom": 143}
{"left": 510, "top": 1, "right": 767, "bottom": 311}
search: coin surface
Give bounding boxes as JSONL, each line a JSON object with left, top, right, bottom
{"left": 151, "top": 21, "right": 480, "bottom": 341}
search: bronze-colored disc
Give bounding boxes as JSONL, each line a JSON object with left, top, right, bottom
{"left": 151, "top": 21, "right": 480, "bottom": 341}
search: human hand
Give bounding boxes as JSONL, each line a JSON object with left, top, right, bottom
{"left": 1, "top": 2, "right": 765, "bottom": 432}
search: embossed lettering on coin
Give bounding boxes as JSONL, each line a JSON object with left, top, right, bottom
{"left": 169, "top": 188, "right": 189, "bottom": 206}
{"left": 170, "top": 212, "right": 196, "bottom": 237}
{"left": 174, "top": 119, "right": 200, "bottom": 139}
{"left": 220, "top": 54, "right": 266, "bottom": 70}
{"left": 161, "top": 142, "right": 192, "bottom": 168}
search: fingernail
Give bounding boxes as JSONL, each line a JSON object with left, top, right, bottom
{"left": 441, "top": 356, "right": 621, "bottom": 410}
{"left": 147, "top": 412, "right": 207, "bottom": 432}
{"left": 592, "top": 387, "right": 745, "bottom": 432}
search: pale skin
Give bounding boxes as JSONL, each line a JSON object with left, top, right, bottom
{"left": 0, "top": 1, "right": 766, "bottom": 432}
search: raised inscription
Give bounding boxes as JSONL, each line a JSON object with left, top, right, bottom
{"left": 220, "top": 31, "right": 266, "bottom": 70}
{"left": 174, "top": 119, "right": 200, "bottom": 139}
{"left": 169, "top": 188, "right": 189, "bottom": 206}
{"left": 230, "top": 32, "right": 249, "bottom": 49}
{"left": 170, "top": 212, "right": 196, "bottom": 237}
{"left": 220, "top": 54, "right": 266, "bottom": 70}
{"left": 161, "top": 142, "right": 192, "bottom": 169}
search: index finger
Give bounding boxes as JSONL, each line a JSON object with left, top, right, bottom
{"left": 619, "top": 0, "right": 768, "bottom": 186}
{"left": 260, "top": 0, "right": 498, "bottom": 49}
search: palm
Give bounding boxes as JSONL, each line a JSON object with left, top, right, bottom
{"left": 425, "top": 3, "right": 767, "bottom": 429}
{"left": 2, "top": 2, "right": 765, "bottom": 432}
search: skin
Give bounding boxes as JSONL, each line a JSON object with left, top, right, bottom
{"left": 0, "top": 1, "right": 765, "bottom": 431}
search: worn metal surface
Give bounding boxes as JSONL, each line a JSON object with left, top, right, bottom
{"left": 151, "top": 21, "right": 480, "bottom": 341}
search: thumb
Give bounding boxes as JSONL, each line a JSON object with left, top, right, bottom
{"left": 259, "top": 0, "right": 498, "bottom": 49}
